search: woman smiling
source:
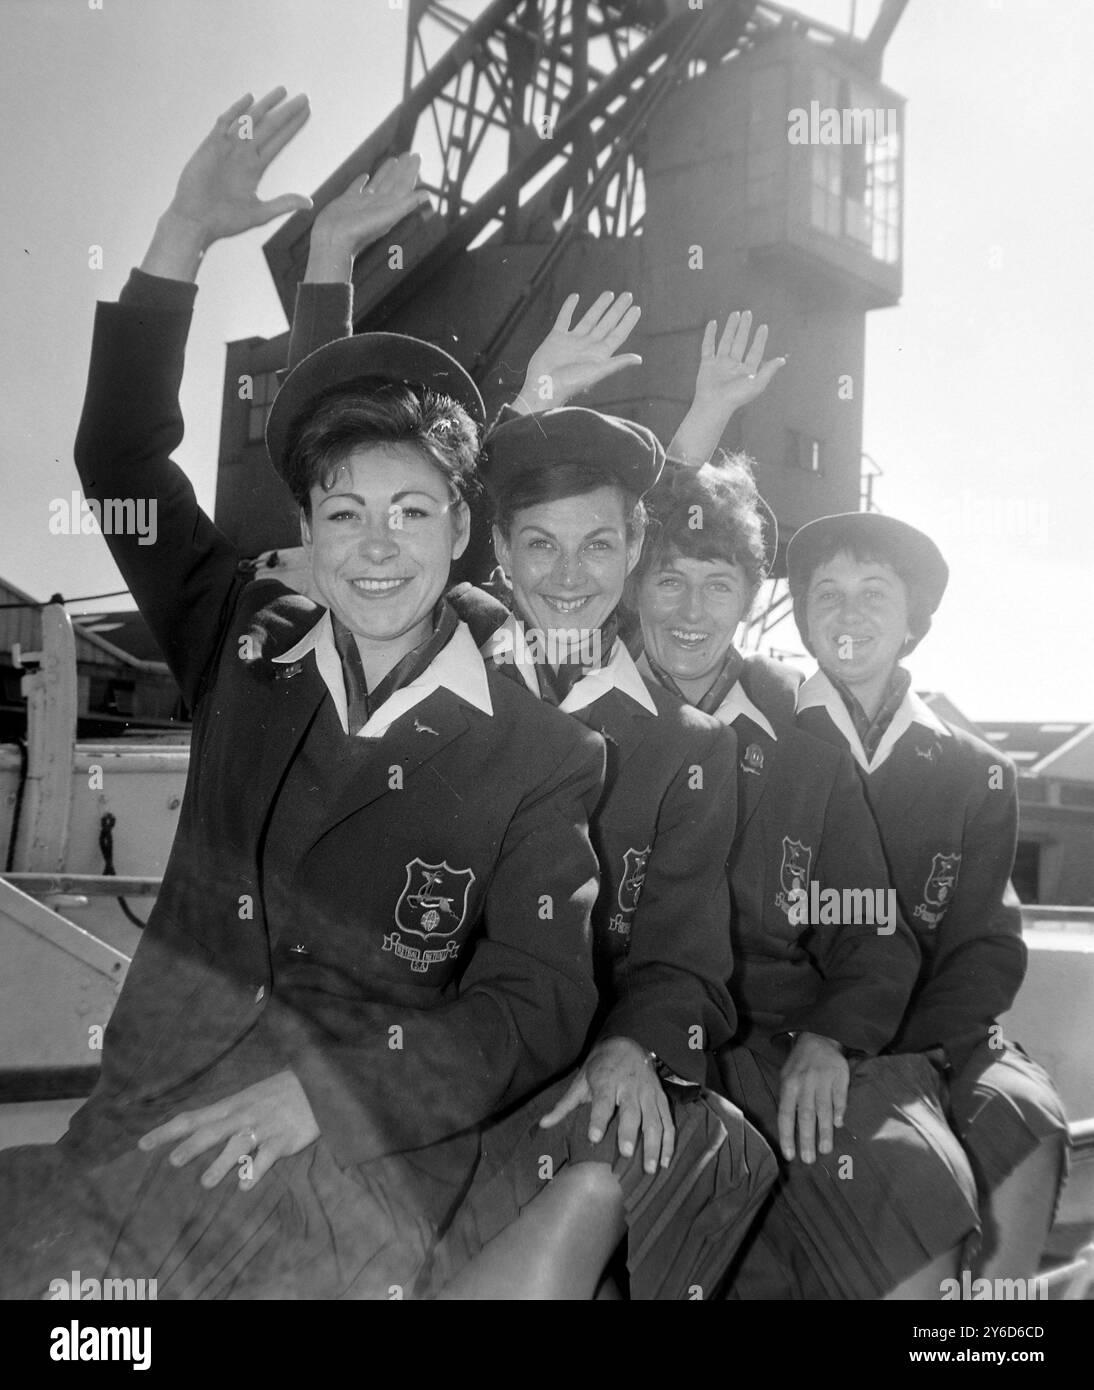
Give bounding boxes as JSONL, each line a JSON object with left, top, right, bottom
{"left": 632, "top": 456, "right": 982, "bottom": 1299}
{"left": 788, "top": 512, "right": 1069, "bottom": 1284}
{"left": 0, "top": 92, "right": 608, "bottom": 1302}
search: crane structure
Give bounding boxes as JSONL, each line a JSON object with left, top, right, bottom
{"left": 217, "top": 0, "right": 910, "bottom": 649}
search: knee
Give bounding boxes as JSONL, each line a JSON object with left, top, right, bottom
{"left": 556, "top": 1160, "right": 623, "bottom": 1209}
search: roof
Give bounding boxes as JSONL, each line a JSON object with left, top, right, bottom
{"left": 917, "top": 691, "right": 986, "bottom": 740}
{"left": 70, "top": 609, "right": 166, "bottom": 665}
{"left": 1, "top": 577, "right": 167, "bottom": 673}
{"left": 979, "top": 721, "right": 1094, "bottom": 778}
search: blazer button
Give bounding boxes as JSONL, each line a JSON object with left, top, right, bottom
{"left": 254, "top": 986, "right": 266, "bottom": 1004}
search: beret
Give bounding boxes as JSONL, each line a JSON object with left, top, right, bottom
{"left": 786, "top": 512, "right": 949, "bottom": 656}
{"left": 481, "top": 406, "right": 665, "bottom": 497}
{"left": 266, "top": 332, "right": 485, "bottom": 479}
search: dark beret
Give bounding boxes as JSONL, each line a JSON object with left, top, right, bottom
{"left": 481, "top": 406, "right": 665, "bottom": 498}
{"left": 266, "top": 332, "right": 485, "bottom": 480}
{"left": 786, "top": 512, "right": 949, "bottom": 656}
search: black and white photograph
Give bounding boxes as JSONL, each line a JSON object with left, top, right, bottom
{"left": 0, "top": 0, "right": 1091, "bottom": 1349}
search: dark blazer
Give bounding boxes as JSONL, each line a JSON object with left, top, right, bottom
{"left": 722, "top": 657, "right": 921, "bottom": 1057}
{"left": 581, "top": 680, "right": 738, "bottom": 1082}
{"left": 286, "top": 287, "right": 738, "bottom": 1082}
{"left": 468, "top": 610, "right": 739, "bottom": 1084}
{"left": 65, "top": 276, "right": 605, "bottom": 1191}
{"left": 799, "top": 689, "right": 1025, "bottom": 1074}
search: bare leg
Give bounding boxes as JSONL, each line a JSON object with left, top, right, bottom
{"left": 884, "top": 1246, "right": 962, "bottom": 1300}
{"left": 975, "top": 1137, "right": 1065, "bottom": 1282}
{"left": 437, "top": 1161, "right": 626, "bottom": 1300}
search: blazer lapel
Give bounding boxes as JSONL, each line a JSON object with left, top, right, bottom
{"left": 248, "top": 654, "right": 329, "bottom": 841}
{"left": 580, "top": 689, "right": 652, "bottom": 785}
{"left": 734, "top": 722, "right": 777, "bottom": 836}
{"left": 308, "top": 691, "right": 472, "bottom": 849}
{"left": 881, "top": 722, "right": 948, "bottom": 821}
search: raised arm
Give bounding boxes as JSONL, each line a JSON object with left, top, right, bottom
{"left": 288, "top": 153, "right": 432, "bottom": 368}
{"left": 74, "top": 89, "right": 313, "bottom": 707}
{"left": 668, "top": 311, "right": 786, "bottom": 465}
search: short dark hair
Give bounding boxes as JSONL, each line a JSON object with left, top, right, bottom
{"left": 635, "top": 453, "right": 769, "bottom": 601}
{"left": 490, "top": 458, "right": 648, "bottom": 544}
{"left": 283, "top": 378, "right": 481, "bottom": 515}
{"left": 792, "top": 533, "right": 934, "bottom": 656}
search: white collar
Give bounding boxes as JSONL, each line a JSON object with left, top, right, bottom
{"left": 482, "top": 612, "right": 658, "bottom": 717}
{"left": 273, "top": 609, "right": 492, "bottom": 738}
{"left": 796, "top": 667, "right": 950, "bottom": 772}
{"left": 633, "top": 651, "right": 776, "bottom": 739}
{"left": 710, "top": 682, "right": 778, "bottom": 741}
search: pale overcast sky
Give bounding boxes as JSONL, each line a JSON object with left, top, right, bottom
{"left": 1, "top": 0, "right": 1091, "bottom": 721}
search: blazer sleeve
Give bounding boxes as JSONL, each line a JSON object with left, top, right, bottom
{"left": 597, "top": 721, "right": 738, "bottom": 1082}
{"left": 271, "top": 728, "right": 607, "bottom": 1167}
{"left": 287, "top": 282, "right": 353, "bottom": 369}
{"left": 73, "top": 270, "right": 244, "bottom": 709}
{"left": 895, "top": 758, "right": 1026, "bottom": 1072}
{"left": 788, "top": 749, "right": 921, "bottom": 1055}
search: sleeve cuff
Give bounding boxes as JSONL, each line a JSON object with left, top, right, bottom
{"left": 288, "top": 281, "right": 353, "bottom": 370}
{"left": 119, "top": 267, "right": 199, "bottom": 312}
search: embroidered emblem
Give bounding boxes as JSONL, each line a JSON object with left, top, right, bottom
{"left": 386, "top": 858, "right": 476, "bottom": 971}
{"left": 395, "top": 859, "right": 475, "bottom": 940}
{"left": 741, "top": 742, "right": 765, "bottom": 776}
{"left": 775, "top": 836, "right": 813, "bottom": 916}
{"left": 276, "top": 662, "right": 304, "bottom": 680}
{"left": 609, "top": 844, "right": 651, "bottom": 936}
{"left": 382, "top": 933, "right": 461, "bottom": 973}
{"left": 414, "top": 718, "right": 439, "bottom": 736}
{"left": 913, "top": 852, "right": 962, "bottom": 926}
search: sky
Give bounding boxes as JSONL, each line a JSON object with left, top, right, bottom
{"left": 1, "top": 0, "right": 1091, "bottom": 721}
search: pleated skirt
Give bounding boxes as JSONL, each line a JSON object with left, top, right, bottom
{"left": 419, "top": 1069, "right": 778, "bottom": 1300}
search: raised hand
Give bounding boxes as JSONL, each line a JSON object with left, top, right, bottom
{"left": 669, "top": 310, "right": 786, "bottom": 466}
{"left": 142, "top": 89, "right": 312, "bottom": 281}
{"left": 692, "top": 311, "right": 785, "bottom": 416}
{"left": 514, "top": 291, "right": 643, "bottom": 416}
{"left": 169, "top": 89, "right": 312, "bottom": 243}
{"left": 306, "top": 152, "right": 432, "bottom": 282}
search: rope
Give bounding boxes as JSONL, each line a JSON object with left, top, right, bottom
{"left": 98, "top": 811, "right": 148, "bottom": 930}
{"left": 0, "top": 588, "right": 132, "bottom": 611}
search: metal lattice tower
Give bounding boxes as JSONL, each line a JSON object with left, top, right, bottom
{"left": 265, "top": 1, "right": 766, "bottom": 352}
{"left": 241, "top": 0, "right": 910, "bottom": 592}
